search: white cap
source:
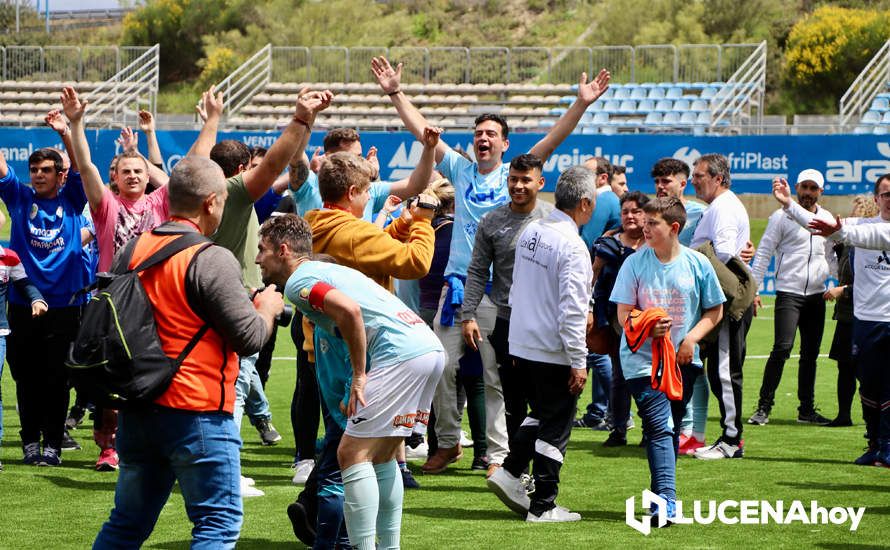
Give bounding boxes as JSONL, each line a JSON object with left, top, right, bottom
{"left": 796, "top": 169, "right": 824, "bottom": 189}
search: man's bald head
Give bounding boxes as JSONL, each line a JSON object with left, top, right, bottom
{"left": 168, "top": 157, "right": 227, "bottom": 216}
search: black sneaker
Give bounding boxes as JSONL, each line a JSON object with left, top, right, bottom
{"left": 61, "top": 430, "right": 82, "bottom": 451}
{"left": 401, "top": 467, "right": 420, "bottom": 489}
{"left": 255, "top": 418, "right": 282, "bottom": 446}
{"left": 65, "top": 405, "right": 86, "bottom": 430}
{"left": 40, "top": 446, "right": 62, "bottom": 467}
{"left": 471, "top": 456, "right": 490, "bottom": 471}
{"left": 747, "top": 408, "right": 769, "bottom": 425}
{"left": 573, "top": 417, "right": 608, "bottom": 429}
{"left": 22, "top": 442, "right": 41, "bottom": 465}
{"left": 824, "top": 417, "right": 853, "bottom": 427}
{"left": 286, "top": 501, "right": 316, "bottom": 547}
{"left": 603, "top": 432, "right": 627, "bottom": 447}
{"left": 798, "top": 409, "right": 831, "bottom": 425}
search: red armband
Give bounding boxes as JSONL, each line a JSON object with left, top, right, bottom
{"left": 308, "top": 282, "right": 335, "bottom": 312}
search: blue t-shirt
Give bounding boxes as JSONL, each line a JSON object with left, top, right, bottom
{"left": 436, "top": 149, "right": 510, "bottom": 276}
{"left": 285, "top": 261, "right": 443, "bottom": 371}
{"left": 0, "top": 167, "right": 90, "bottom": 307}
{"left": 291, "top": 171, "right": 392, "bottom": 222}
{"left": 580, "top": 190, "right": 621, "bottom": 250}
{"left": 314, "top": 326, "right": 353, "bottom": 429}
{"left": 680, "top": 199, "right": 706, "bottom": 247}
{"left": 609, "top": 246, "right": 725, "bottom": 380}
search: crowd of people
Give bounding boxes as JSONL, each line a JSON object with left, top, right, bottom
{"left": 0, "top": 55, "right": 888, "bottom": 547}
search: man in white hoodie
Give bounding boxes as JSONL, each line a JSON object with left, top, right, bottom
{"left": 748, "top": 169, "right": 835, "bottom": 426}
{"left": 486, "top": 165, "right": 595, "bottom": 523}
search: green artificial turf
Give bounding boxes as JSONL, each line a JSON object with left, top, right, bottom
{"left": 1, "top": 295, "right": 888, "bottom": 549}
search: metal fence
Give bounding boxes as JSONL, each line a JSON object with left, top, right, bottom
{"left": 268, "top": 43, "right": 760, "bottom": 84}
{"left": 0, "top": 45, "right": 150, "bottom": 81}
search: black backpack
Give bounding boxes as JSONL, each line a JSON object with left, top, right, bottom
{"left": 66, "top": 231, "right": 213, "bottom": 409}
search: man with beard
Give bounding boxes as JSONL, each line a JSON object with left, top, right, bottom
{"left": 748, "top": 169, "right": 835, "bottom": 427}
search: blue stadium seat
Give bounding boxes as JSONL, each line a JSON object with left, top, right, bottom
{"left": 587, "top": 99, "right": 605, "bottom": 111}
{"left": 654, "top": 99, "right": 673, "bottom": 112}
{"left": 862, "top": 111, "right": 882, "bottom": 124}
{"left": 648, "top": 87, "right": 666, "bottom": 100}
{"left": 600, "top": 88, "right": 615, "bottom": 100}
{"left": 592, "top": 112, "right": 609, "bottom": 125}
{"left": 639, "top": 82, "right": 656, "bottom": 88}
{"left": 613, "top": 87, "right": 631, "bottom": 100}
{"left": 538, "top": 119, "right": 556, "bottom": 129}
{"left": 690, "top": 99, "right": 709, "bottom": 112}
{"left": 710, "top": 81, "right": 725, "bottom": 87}
{"left": 550, "top": 107, "right": 567, "bottom": 116}
{"left": 696, "top": 111, "right": 710, "bottom": 125}
{"left": 882, "top": 111, "right": 890, "bottom": 124}
{"left": 603, "top": 100, "right": 620, "bottom": 113}
{"left": 600, "top": 125, "right": 617, "bottom": 135}
{"left": 700, "top": 87, "right": 718, "bottom": 99}
{"left": 559, "top": 95, "right": 575, "bottom": 104}
{"left": 637, "top": 99, "right": 655, "bottom": 112}
{"left": 672, "top": 99, "right": 691, "bottom": 111}
{"left": 645, "top": 112, "right": 663, "bottom": 125}
{"left": 581, "top": 125, "right": 598, "bottom": 135}
{"left": 662, "top": 112, "right": 681, "bottom": 125}
{"left": 874, "top": 126, "right": 888, "bottom": 134}
{"left": 618, "top": 100, "right": 637, "bottom": 114}
{"left": 853, "top": 126, "right": 871, "bottom": 134}
{"left": 690, "top": 82, "right": 709, "bottom": 89}
{"left": 630, "top": 87, "right": 648, "bottom": 100}
{"left": 872, "top": 97, "right": 890, "bottom": 111}
{"left": 666, "top": 87, "right": 683, "bottom": 100}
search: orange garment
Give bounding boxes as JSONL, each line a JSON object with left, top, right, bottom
{"left": 304, "top": 208, "right": 434, "bottom": 291}
{"left": 302, "top": 316, "right": 316, "bottom": 363}
{"left": 623, "top": 307, "right": 682, "bottom": 401}
{"left": 130, "top": 232, "right": 239, "bottom": 414}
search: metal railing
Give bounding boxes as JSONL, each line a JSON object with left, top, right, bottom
{"left": 84, "top": 45, "right": 160, "bottom": 128}
{"left": 213, "top": 44, "right": 272, "bottom": 117}
{"left": 0, "top": 45, "right": 150, "bottom": 81}
{"left": 261, "top": 43, "right": 761, "bottom": 85}
{"left": 839, "top": 39, "right": 890, "bottom": 127}
{"left": 709, "top": 41, "right": 767, "bottom": 131}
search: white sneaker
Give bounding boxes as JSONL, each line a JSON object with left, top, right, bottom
{"left": 291, "top": 459, "right": 315, "bottom": 485}
{"left": 486, "top": 467, "right": 530, "bottom": 516}
{"left": 405, "top": 441, "right": 429, "bottom": 461}
{"left": 527, "top": 505, "right": 581, "bottom": 523}
{"left": 694, "top": 440, "right": 743, "bottom": 460}
{"left": 240, "top": 476, "right": 264, "bottom": 498}
{"left": 460, "top": 430, "right": 474, "bottom": 447}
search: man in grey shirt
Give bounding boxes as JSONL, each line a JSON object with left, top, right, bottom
{"left": 462, "top": 154, "right": 554, "bottom": 474}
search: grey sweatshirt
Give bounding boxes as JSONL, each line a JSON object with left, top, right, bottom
{"left": 462, "top": 200, "right": 554, "bottom": 320}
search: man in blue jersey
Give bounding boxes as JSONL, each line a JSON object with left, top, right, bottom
{"left": 0, "top": 147, "right": 89, "bottom": 466}
{"left": 371, "top": 55, "right": 610, "bottom": 472}
{"left": 257, "top": 214, "right": 445, "bottom": 550}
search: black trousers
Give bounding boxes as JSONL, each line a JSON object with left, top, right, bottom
{"left": 255, "top": 325, "right": 277, "bottom": 387}
{"left": 756, "top": 292, "right": 825, "bottom": 413}
{"left": 703, "top": 305, "right": 753, "bottom": 446}
{"left": 829, "top": 320, "right": 857, "bottom": 422}
{"left": 290, "top": 311, "right": 320, "bottom": 462}
{"left": 502, "top": 358, "right": 577, "bottom": 516}
{"left": 489, "top": 316, "right": 533, "bottom": 447}
{"left": 7, "top": 304, "right": 81, "bottom": 449}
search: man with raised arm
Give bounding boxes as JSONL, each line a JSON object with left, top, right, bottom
{"left": 371, "top": 56, "right": 610, "bottom": 473}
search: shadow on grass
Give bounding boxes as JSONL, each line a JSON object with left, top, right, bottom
{"left": 817, "top": 544, "right": 890, "bottom": 550}
{"left": 777, "top": 481, "right": 889, "bottom": 493}
{"left": 405, "top": 506, "right": 519, "bottom": 521}
{"left": 741, "top": 455, "right": 851, "bottom": 466}
{"left": 43, "top": 474, "right": 117, "bottom": 491}
{"left": 414, "top": 484, "right": 490, "bottom": 494}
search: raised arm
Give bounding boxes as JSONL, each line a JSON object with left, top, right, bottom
{"left": 372, "top": 56, "right": 450, "bottom": 164}
{"left": 44, "top": 110, "right": 77, "bottom": 172}
{"left": 242, "top": 88, "right": 332, "bottom": 201}
{"left": 389, "top": 126, "right": 443, "bottom": 199}
{"left": 187, "top": 86, "right": 224, "bottom": 158}
{"left": 60, "top": 87, "right": 106, "bottom": 211}
{"left": 0, "top": 148, "right": 7, "bottom": 178}
{"left": 138, "top": 110, "right": 164, "bottom": 168}
{"left": 528, "top": 69, "right": 610, "bottom": 161}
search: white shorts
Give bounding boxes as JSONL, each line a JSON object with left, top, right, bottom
{"left": 345, "top": 350, "right": 445, "bottom": 438}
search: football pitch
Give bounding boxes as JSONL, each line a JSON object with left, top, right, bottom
{"left": 1, "top": 292, "right": 888, "bottom": 549}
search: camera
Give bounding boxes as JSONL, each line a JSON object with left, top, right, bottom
{"left": 252, "top": 287, "right": 294, "bottom": 327}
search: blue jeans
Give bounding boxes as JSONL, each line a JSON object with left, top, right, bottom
{"left": 627, "top": 376, "right": 676, "bottom": 501}
{"left": 234, "top": 353, "right": 272, "bottom": 430}
{"left": 94, "top": 407, "right": 243, "bottom": 549}
{"left": 315, "top": 405, "right": 349, "bottom": 550}
{"left": 0, "top": 336, "right": 5, "bottom": 442}
{"left": 582, "top": 353, "right": 611, "bottom": 422}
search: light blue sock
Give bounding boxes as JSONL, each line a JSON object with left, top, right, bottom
{"left": 691, "top": 374, "right": 710, "bottom": 440}
{"left": 374, "top": 460, "right": 403, "bottom": 550}
{"left": 342, "top": 462, "right": 378, "bottom": 550}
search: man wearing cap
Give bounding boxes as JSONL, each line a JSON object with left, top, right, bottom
{"left": 747, "top": 169, "right": 835, "bottom": 426}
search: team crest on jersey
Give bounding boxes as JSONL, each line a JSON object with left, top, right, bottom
{"left": 56, "top": 205, "right": 64, "bottom": 217}
{"left": 29, "top": 204, "right": 38, "bottom": 220}
{"left": 299, "top": 287, "right": 310, "bottom": 301}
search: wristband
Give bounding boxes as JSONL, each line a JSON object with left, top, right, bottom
{"left": 387, "top": 89, "right": 401, "bottom": 96}
{"left": 292, "top": 116, "right": 311, "bottom": 128}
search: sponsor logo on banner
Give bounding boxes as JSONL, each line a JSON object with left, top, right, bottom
{"left": 672, "top": 146, "right": 789, "bottom": 180}
{"left": 824, "top": 142, "right": 890, "bottom": 193}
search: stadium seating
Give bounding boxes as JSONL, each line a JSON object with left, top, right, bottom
{"left": 0, "top": 81, "right": 108, "bottom": 126}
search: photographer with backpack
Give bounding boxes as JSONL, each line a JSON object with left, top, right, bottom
{"left": 90, "top": 156, "right": 283, "bottom": 549}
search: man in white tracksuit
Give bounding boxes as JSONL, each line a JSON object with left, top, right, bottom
{"left": 748, "top": 169, "right": 835, "bottom": 426}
